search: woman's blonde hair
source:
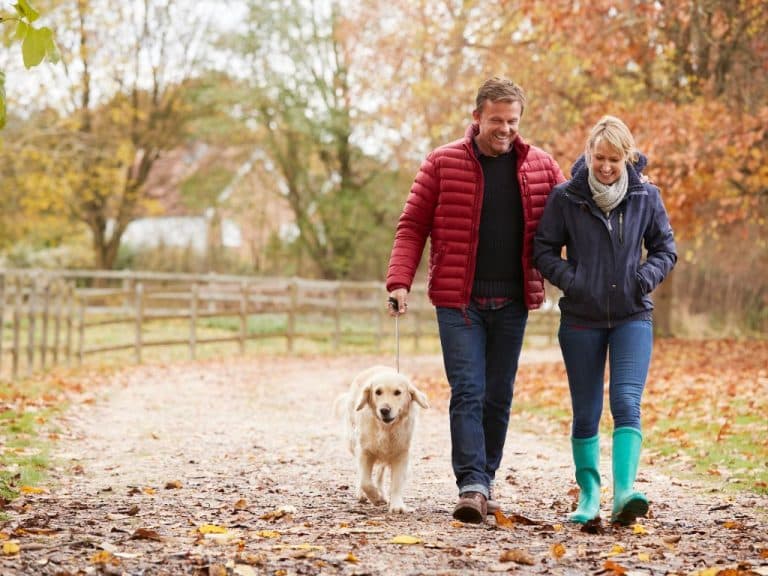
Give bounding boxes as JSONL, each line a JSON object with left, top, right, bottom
{"left": 585, "top": 115, "right": 638, "bottom": 164}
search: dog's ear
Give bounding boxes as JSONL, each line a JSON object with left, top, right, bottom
{"left": 409, "top": 383, "right": 430, "bottom": 409}
{"left": 354, "top": 382, "right": 372, "bottom": 411}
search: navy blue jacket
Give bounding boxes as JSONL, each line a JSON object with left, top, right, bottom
{"left": 533, "top": 156, "right": 677, "bottom": 327}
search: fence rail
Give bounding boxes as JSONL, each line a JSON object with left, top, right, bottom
{"left": 0, "top": 269, "right": 559, "bottom": 381}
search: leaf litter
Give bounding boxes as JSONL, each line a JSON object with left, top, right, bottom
{"left": 0, "top": 351, "right": 765, "bottom": 574}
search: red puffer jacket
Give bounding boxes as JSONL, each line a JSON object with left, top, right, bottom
{"left": 386, "top": 124, "right": 565, "bottom": 310}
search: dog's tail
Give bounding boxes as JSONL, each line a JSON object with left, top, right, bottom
{"left": 333, "top": 392, "right": 351, "bottom": 419}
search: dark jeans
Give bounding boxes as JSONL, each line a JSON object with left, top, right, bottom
{"left": 558, "top": 320, "right": 653, "bottom": 438}
{"left": 436, "top": 301, "right": 528, "bottom": 497}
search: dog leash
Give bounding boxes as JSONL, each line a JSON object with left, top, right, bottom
{"left": 388, "top": 296, "right": 400, "bottom": 373}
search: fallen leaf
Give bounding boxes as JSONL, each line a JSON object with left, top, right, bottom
{"left": 606, "top": 543, "right": 625, "bottom": 556}
{"left": 199, "top": 524, "right": 228, "bottom": 535}
{"left": 637, "top": 552, "right": 651, "bottom": 561}
{"left": 345, "top": 552, "right": 359, "bottom": 563}
{"left": 209, "top": 565, "right": 227, "bottom": 576}
{"left": 90, "top": 550, "right": 118, "bottom": 565}
{"left": 142, "top": 487, "right": 156, "bottom": 495}
{"left": 663, "top": 534, "right": 682, "bottom": 544}
{"left": 164, "top": 480, "right": 182, "bottom": 489}
{"left": 254, "top": 530, "right": 281, "bottom": 539}
{"left": 603, "top": 559, "right": 628, "bottom": 575}
{"left": 722, "top": 520, "right": 743, "bottom": 529}
{"left": 632, "top": 524, "right": 648, "bottom": 534}
{"left": 2, "top": 541, "right": 20, "bottom": 556}
{"left": 20, "top": 486, "right": 46, "bottom": 495}
{"left": 494, "top": 509, "right": 515, "bottom": 529}
{"left": 551, "top": 542, "right": 566, "bottom": 559}
{"left": 234, "top": 498, "right": 248, "bottom": 510}
{"left": 499, "top": 549, "right": 535, "bottom": 565}
{"left": 130, "top": 528, "right": 163, "bottom": 542}
{"left": 390, "top": 534, "right": 421, "bottom": 545}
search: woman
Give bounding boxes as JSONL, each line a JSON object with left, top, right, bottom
{"left": 533, "top": 116, "right": 677, "bottom": 525}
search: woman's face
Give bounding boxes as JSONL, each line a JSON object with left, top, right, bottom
{"left": 590, "top": 139, "right": 625, "bottom": 185}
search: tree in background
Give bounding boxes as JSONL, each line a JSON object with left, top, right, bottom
{"left": 226, "top": 0, "right": 404, "bottom": 280}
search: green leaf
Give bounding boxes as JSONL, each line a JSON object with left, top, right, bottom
{"left": 45, "top": 32, "right": 61, "bottom": 64}
{"left": 14, "top": 0, "right": 40, "bottom": 23}
{"left": 15, "top": 20, "right": 29, "bottom": 40}
{"left": 0, "top": 70, "right": 6, "bottom": 129}
{"left": 22, "top": 26, "right": 49, "bottom": 69}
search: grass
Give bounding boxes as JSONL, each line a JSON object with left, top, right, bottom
{"left": 0, "top": 393, "right": 57, "bottom": 510}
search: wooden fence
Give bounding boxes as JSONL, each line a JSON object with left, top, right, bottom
{"left": 0, "top": 269, "right": 559, "bottom": 381}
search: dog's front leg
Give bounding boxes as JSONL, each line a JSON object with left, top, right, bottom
{"left": 357, "top": 451, "right": 385, "bottom": 505}
{"left": 387, "top": 453, "right": 412, "bottom": 513}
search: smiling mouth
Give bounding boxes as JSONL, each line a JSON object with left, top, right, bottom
{"left": 381, "top": 415, "right": 395, "bottom": 424}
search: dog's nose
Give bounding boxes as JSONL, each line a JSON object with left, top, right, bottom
{"left": 380, "top": 406, "right": 391, "bottom": 418}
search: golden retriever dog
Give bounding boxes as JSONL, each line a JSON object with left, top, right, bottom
{"left": 337, "top": 365, "right": 430, "bottom": 513}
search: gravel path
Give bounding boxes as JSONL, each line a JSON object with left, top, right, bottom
{"left": 2, "top": 352, "right": 766, "bottom": 575}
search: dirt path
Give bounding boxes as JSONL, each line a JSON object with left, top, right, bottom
{"left": 2, "top": 353, "right": 767, "bottom": 575}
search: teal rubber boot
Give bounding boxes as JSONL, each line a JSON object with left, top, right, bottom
{"left": 612, "top": 427, "right": 649, "bottom": 525}
{"left": 569, "top": 435, "right": 601, "bottom": 523}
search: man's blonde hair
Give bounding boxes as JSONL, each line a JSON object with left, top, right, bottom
{"left": 585, "top": 115, "right": 638, "bottom": 163}
{"left": 474, "top": 76, "right": 526, "bottom": 115}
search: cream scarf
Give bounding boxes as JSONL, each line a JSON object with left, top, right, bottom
{"left": 588, "top": 164, "right": 628, "bottom": 215}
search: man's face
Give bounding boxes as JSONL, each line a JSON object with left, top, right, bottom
{"left": 472, "top": 99, "right": 522, "bottom": 157}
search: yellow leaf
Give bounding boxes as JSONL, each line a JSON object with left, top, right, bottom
{"left": 345, "top": 552, "right": 359, "bottom": 563}
{"left": 2, "top": 541, "right": 20, "bottom": 555}
{"left": 20, "top": 486, "right": 45, "bottom": 495}
{"left": 553, "top": 523, "right": 564, "bottom": 532}
{"left": 234, "top": 498, "right": 248, "bottom": 510}
{"left": 390, "top": 534, "right": 421, "bottom": 545}
{"left": 607, "top": 543, "right": 625, "bottom": 556}
{"left": 551, "top": 542, "right": 566, "bottom": 559}
{"left": 301, "top": 543, "right": 325, "bottom": 550}
{"left": 632, "top": 524, "right": 648, "bottom": 534}
{"left": 450, "top": 521, "right": 463, "bottom": 528}
{"left": 637, "top": 552, "right": 651, "bottom": 562}
{"left": 255, "top": 530, "right": 281, "bottom": 539}
{"left": 691, "top": 568, "right": 720, "bottom": 576}
{"left": 198, "top": 524, "right": 228, "bottom": 534}
{"left": 142, "top": 487, "right": 156, "bottom": 495}
{"left": 90, "top": 550, "right": 117, "bottom": 565}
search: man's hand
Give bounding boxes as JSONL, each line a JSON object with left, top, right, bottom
{"left": 388, "top": 288, "right": 408, "bottom": 316}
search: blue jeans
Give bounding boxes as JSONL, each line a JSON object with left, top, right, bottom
{"left": 436, "top": 301, "right": 528, "bottom": 498}
{"left": 558, "top": 320, "right": 653, "bottom": 438}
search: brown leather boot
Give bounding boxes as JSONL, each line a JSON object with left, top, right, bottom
{"left": 452, "top": 491, "right": 487, "bottom": 524}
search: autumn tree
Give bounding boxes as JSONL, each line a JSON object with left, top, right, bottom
{"left": 227, "top": 0, "right": 403, "bottom": 280}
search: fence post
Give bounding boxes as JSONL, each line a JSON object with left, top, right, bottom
{"left": 66, "top": 284, "right": 74, "bottom": 366}
{"left": 190, "top": 283, "right": 198, "bottom": 360}
{"left": 333, "top": 285, "right": 342, "bottom": 352}
{"left": 134, "top": 282, "right": 144, "bottom": 364}
{"left": 41, "top": 279, "right": 50, "bottom": 370}
{"left": 77, "top": 300, "right": 85, "bottom": 367}
{"left": 26, "top": 276, "right": 37, "bottom": 376}
{"left": 12, "top": 276, "right": 21, "bottom": 380}
{"left": 52, "top": 280, "right": 63, "bottom": 365}
{"left": 239, "top": 281, "right": 247, "bottom": 355}
{"left": 287, "top": 280, "right": 297, "bottom": 353}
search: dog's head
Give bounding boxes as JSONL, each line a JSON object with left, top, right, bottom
{"left": 354, "top": 370, "right": 430, "bottom": 425}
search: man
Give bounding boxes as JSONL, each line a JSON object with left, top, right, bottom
{"left": 386, "top": 76, "right": 565, "bottom": 523}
